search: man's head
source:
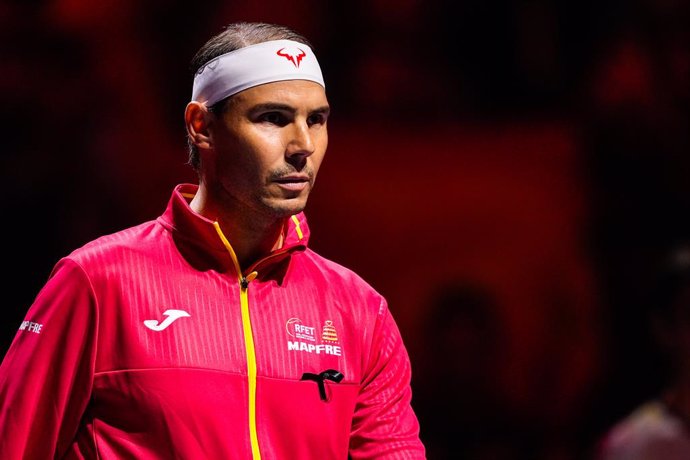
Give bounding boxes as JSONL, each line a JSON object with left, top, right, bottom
{"left": 186, "top": 22, "right": 317, "bottom": 171}
{"left": 184, "top": 22, "right": 329, "bottom": 220}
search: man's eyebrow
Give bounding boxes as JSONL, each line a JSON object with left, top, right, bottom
{"left": 248, "top": 103, "right": 331, "bottom": 115}
{"left": 311, "top": 105, "right": 331, "bottom": 116}
{"left": 249, "top": 102, "right": 295, "bottom": 113}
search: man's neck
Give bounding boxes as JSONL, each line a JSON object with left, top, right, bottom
{"left": 190, "top": 186, "right": 285, "bottom": 269}
{"left": 216, "top": 213, "right": 285, "bottom": 269}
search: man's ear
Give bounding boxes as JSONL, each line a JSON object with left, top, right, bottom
{"left": 185, "top": 102, "right": 213, "bottom": 150}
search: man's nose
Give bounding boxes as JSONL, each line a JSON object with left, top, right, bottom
{"left": 286, "top": 121, "right": 315, "bottom": 158}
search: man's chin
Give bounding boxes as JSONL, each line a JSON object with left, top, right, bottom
{"left": 263, "top": 197, "right": 308, "bottom": 218}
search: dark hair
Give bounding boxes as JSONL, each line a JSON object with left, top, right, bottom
{"left": 186, "top": 22, "right": 313, "bottom": 172}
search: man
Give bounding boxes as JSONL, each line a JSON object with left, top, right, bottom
{"left": 0, "top": 22, "right": 425, "bottom": 459}
{"left": 595, "top": 244, "right": 690, "bottom": 459}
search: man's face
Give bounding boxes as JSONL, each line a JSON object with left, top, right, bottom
{"left": 207, "top": 80, "right": 330, "bottom": 220}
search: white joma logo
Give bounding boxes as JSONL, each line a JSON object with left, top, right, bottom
{"left": 143, "top": 309, "right": 190, "bottom": 331}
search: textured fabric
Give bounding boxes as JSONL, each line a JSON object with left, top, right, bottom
{"left": 0, "top": 183, "right": 425, "bottom": 459}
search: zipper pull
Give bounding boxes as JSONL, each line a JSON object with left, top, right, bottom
{"left": 240, "top": 271, "right": 258, "bottom": 289}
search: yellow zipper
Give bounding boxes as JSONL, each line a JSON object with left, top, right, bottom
{"left": 210, "top": 216, "right": 304, "bottom": 459}
{"left": 212, "top": 222, "right": 261, "bottom": 460}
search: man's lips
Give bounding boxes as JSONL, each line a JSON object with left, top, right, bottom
{"left": 273, "top": 175, "right": 310, "bottom": 191}
{"left": 274, "top": 174, "right": 310, "bottom": 183}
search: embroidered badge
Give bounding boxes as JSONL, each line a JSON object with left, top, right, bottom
{"left": 286, "top": 317, "right": 342, "bottom": 356}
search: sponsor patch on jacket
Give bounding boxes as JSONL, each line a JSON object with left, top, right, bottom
{"left": 19, "top": 320, "right": 43, "bottom": 334}
{"left": 286, "top": 317, "right": 341, "bottom": 356}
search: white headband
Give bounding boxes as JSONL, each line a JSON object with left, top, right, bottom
{"left": 191, "top": 39, "right": 325, "bottom": 106}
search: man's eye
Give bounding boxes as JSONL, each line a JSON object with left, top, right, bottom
{"left": 307, "top": 113, "right": 327, "bottom": 126}
{"left": 259, "top": 112, "right": 288, "bottom": 126}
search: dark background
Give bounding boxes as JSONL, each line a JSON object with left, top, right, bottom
{"left": 1, "top": 1, "right": 688, "bottom": 459}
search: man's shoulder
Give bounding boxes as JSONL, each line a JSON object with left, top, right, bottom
{"left": 299, "top": 248, "right": 363, "bottom": 276}
{"left": 299, "top": 248, "right": 379, "bottom": 294}
{"left": 65, "top": 218, "right": 165, "bottom": 266}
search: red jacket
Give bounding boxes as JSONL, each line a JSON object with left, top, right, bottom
{"left": 0, "top": 184, "right": 425, "bottom": 459}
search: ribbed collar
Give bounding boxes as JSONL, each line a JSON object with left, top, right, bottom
{"left": 157, "top": 184, "right": 310, "bottom": 277}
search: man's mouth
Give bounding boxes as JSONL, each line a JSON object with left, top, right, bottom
{"left": 273, "top": 175, "right": 310, "bottom": 191}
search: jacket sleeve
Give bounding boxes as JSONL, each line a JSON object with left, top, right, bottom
{"left": 0, "top": 258, "right": 98, "bottom": 459}
{"left": 349, "top": 299, "right": 426, "bottom": 459}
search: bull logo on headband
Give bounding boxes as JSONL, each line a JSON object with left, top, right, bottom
{"left": 276, "top": 47, "right": 306, "bottom": 68}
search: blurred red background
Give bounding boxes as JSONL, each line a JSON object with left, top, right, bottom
{"left": 1, "top": 1, "right": 688, "bottom": 458}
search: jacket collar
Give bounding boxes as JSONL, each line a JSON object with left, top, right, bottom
{"left": 157, "top": 184, "right": 310, "bottom": 277}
